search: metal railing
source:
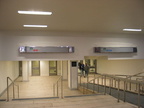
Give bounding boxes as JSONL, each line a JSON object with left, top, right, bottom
{"left": 7, "top": 77, "right": 19, "bottom": 101}
{"left": 79, "top": 73, "right": 144, "bottom": 108}
{"left": 53, "top": 76, "right": 63, "bottom": 98}
{"left": 79, "top": 74, "right": 101, "bottom": 94}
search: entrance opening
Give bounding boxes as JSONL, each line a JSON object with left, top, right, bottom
{"left": 32, "top": 61, "right": 40, "bottom": 76}
{"left": 85, "top": 59, "right": 97, "bottom": 74}
{"left": 49, "top": 61, "right": 57, "bottom": 76}
{"left": 19, "top": 61, "right": 22, "bottom": 76}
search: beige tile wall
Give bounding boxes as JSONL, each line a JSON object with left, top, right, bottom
{"left": 0, "top": 61, "right": 19, "bottom": 95}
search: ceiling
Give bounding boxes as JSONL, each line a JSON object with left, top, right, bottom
{"left": 0, "top": 0, "right": 144, "bottom": 34}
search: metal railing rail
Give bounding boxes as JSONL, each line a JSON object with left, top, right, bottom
{"left": 110, "top": 72, "right": 144, "bottom": 80}
{"left": 7, "top": 77, "right": 19, "bottom": 101}
{"left": 130, "top": 72, "right": 144, "bottom": 77}
{"left": 102, "top": 74, "right": 144, "bottom": 93}
{"left": 80, "top": 81, "right": 87, "bottom": 94}
{"left": 125, "top": 72, "right": 144, "bottom": 80}
{"left": 53, "top": 76, "right": 63, "bottom": 98}
{"left": 79, "top": 73, "right": 144, "bottom": 108}
{"left": 87, "top": 75, "right": 104, "bottom": 93}
{"left": 115, "top": 72, "right": 144, "bottom": 91}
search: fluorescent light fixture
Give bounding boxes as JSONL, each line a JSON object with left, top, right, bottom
{"left": 23, "top": 25, "right": 48, "bottom": 28}
{"left": 18, "top": 11, "right": 52, "bottom": 15}
{"left": 123, "top": 29, "right": 142, "bottom": 31}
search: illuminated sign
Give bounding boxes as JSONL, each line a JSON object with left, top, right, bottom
{"left": 94, "top": 47, "right": 137, "bottom": 53}
{"left": 19, "top": 46, "right": 74, "bottom": 53}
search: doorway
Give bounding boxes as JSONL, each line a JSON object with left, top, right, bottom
{"left": 85, "top": 59, "right": 97, "bottom": 74}
{"left": 19, "top": 61, "right": 22, "bottom": 76}
{"left": 49, "top": 61, "right": 57, "bottom": 76}
{"left": 32, "top": 61, "right": 40, "bottom": 76}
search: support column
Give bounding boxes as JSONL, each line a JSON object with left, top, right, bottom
{"left": 68, "top": 60, "right": 78, "bottom": 89}
{"left": 62, "top": 60, "right": 68, "bottom": 80}
{"left": 22, "top": 61, "right": 29, "bottom": 82}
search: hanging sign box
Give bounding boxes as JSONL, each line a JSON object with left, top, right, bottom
{"left": 19, "top": 46, "right": 74, "bottom": 53}
{"left": 94, "top": 47, "right": 137, "bottom": 53}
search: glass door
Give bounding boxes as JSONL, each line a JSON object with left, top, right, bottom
{"left": 49, "top": 61, "right": 57, "bottom": 76}
{"left": 32, "top": 61, "right": 40, "bottom": 76}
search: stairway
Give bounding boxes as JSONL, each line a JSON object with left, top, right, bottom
{"left": 0, "top": 95, "right": 138, "bottom": 108}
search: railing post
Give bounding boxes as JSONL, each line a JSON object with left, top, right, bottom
{"left": 87, "top": 76, "right": 89, "bottom": 90}
{"left": 123, "top": 80, "right": 126, "bottom": 102}
{"left": 13, "top": 83, "right": 15, "bottom": 99}
{"left": 85, "top": 82, "right": 87, "bottom": 94}
{"left": 109, "top": 78, "right": 111, "bottom": 95}
{"left": 53, "top": 76, "right": 63, "bottom": 98}
{"left": 93, "top": 79, "right": 95, "bottom": 93}
{"left": 102, "top": 76, "right": 103, "bottom": 85}
{"left": 114, "top": 78, "right": 116, "bottom": 88}
{"left": 97, "top": 77, "right": 99, "bottom": 92}
{"left": 53, "top": 84, "right": 55, "bottom": 97}
{"left": 142, "top": 84, "right": 144, "bottom": 93}
{"left": 6, "top": 77, "right": 19, "bottom": 101}
{"left": 7, "top": 77, "right": 9, "bottom": 101}
{"left": 57, "top": 81, "right": 58, "bottom": 97}
{"left": 83, "top": 82, "right": 85, "bottom": 94}
{"left": 136, "top": 78, "right": 138, "bottom": 92}
{"left": 117, "top": 79, "right": 120, "bottom": 102}
{"left": 104, "top": 75, "right": 106, "bottom": 95}
{"left": 61, "top": 76, "right": 63, "bottom": 98}
{"left": 129, "top": 77, "right": 132, "bottom": 90}
{"left": 80, "top": 75, "right": 82, "bottom": 86}
{"left": 138, "top": 83, "right": 141, "bottom": 108}
{"left": 111, "top": 78, "right": 113, "bottom": 87}
{"left": 18, "top": 85, "right": 19, "bottom": 99}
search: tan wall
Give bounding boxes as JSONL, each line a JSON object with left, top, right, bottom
{"left": 97, "top": 59, "right": 144, "bottom": 75}
{"left": 0, "top": 61, "right": 19, "bottom": 95}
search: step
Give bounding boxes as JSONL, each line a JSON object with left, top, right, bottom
{"left": 12, "top": 96, "right": 59, "bottom": 101}
{"left": 0, "top": 95, "right": 138, "bottom": 108}
{"left": 0, "top": 99, "right": 6, "bottom": 101}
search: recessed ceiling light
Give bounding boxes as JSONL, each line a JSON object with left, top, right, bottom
{"left": 23, "top": 25, "right": 48, "bottom": 28}
{"left": 123, "top": 29, "right": 142, "bottom": 31}
{"left": 18, "top": 11, "right": 52, "bottom": 15}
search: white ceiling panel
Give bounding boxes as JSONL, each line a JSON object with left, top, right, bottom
{"left": 0, "top": 0, "right": 144, "bottom": 34}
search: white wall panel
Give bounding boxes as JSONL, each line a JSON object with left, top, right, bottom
{"left": 0, "top": 31, "right": 144, "bottom": 60}
{"left": 40, "top": 61, "right": 49, "bottom": 76}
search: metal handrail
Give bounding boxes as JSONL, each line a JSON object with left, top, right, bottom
{"left": 126, "top": 72, "right": 144, "bottom": 79}
{"left": 79, "top": 81, "right": 87, "bottom": 94}
{"left": 88, "top": 75, "right": 104, "bottom": 93}
{"left": 53, "top": 76, "right": 63, "bottom": 98}
{"left": 103, "top": 72, "right": 144, "bottom": 80}
{"left": 7, "top": 77, "right": 19, "bottom": 101}
{"left": 81, "top": 73, "right": 144, "bottom": 108}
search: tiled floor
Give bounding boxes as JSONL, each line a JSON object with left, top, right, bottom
{"left": 1, "top": 74, "right": 142, "bottom": 100}
{"left": 1, "top": 76, "right": 86, "bottom": 100}
{"left": 0, "top": 75, "right": 140, "bottom": 108}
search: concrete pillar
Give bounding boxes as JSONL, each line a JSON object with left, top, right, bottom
{"left": 22, "top": 61, "right": 29, "bottom": 81}
{"left": 68, "top": 60, "right": 78, "bottom": 89}
{"left": 62, "top": 60, "right": 68, "bottom": 80}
